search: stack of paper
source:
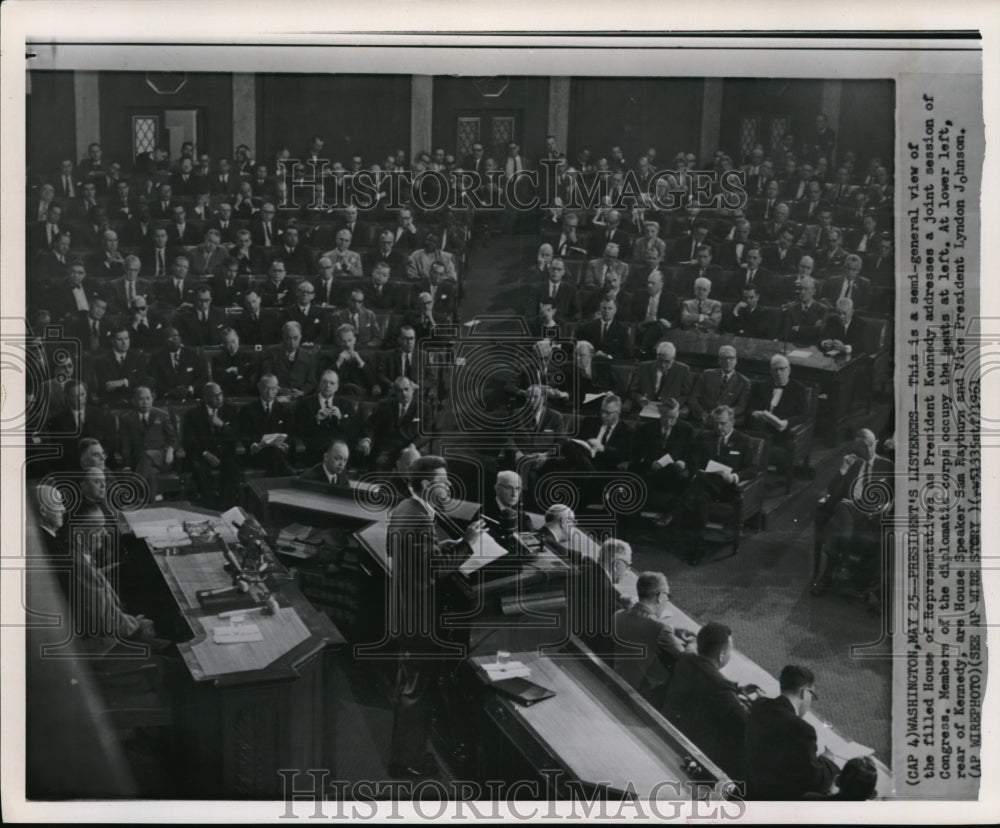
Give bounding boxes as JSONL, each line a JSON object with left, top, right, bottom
{"left": 213, "top": 623, "right": 264, "bottom": 644}
{"left": 639, "top": 401, "right": 661, "bottom": 419}
{"left": 482, "top": 660, "right": 531, "bottom": 681}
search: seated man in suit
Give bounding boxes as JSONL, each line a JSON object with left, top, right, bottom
{"left": 258, "top": 260, "right": 296, "bottom": 309}
{"left": 821, "top": 253, "right": 872, "bottom": 311}
{"left": 66, "top": 296, "right": 114, "bottom": 355}
{"left": 147, "top": 327, "right": 206, "bottom": 401}
{"left": 295, "top": 369, "right": 368, "bottom": 465}
{"left": 679, "top": 276, "right": 723, "bottom": 333}
{"left": 123, "top": 296, "right": 168, "bottom": 350}
{"left": 614, "top": 571, "right": 695, "bottom": 706}
{"left": 729, "top": 244, "right": 778, "bottom": 303}
{"left": 189, "top": 227, "right": 229, "bottom": 278}
{"left": 560, "top": 394, "right": 634, "bottom": 507}
{"left": 481, "top": 470, "right": 527, "bottom": 550}
{"left": 362, "top": 261, "right": 406, "bottom": 312}
{"left": 580, "top": 269, "right": 632, "bottom": 322}
{"left": 310, "top": 257, "right": 345, "bottom": 310}
{"left": 545, "top": 212, "right": 588, "bottom": 261}
{"left": 633, "top": 340, "right": 694, "bottom": 413}
{"left": 405, "top": 233, "right": 457, "bottom": 282}
{"left": 375, "top": 325, "right": 437, "bottom": 399}
{"left": 235, "top": 289, "right": 280, "bottom": 348}
{"left": 662, "top": 622, "right": 756, "bottom": 782}
{"left": 527, "top": 298, "right": 569, "bottom": 341}
{"left": 576, "top": 297, "right": 632, "bottom": 361}
{"left": 747, "top": 354, "right": 809, "bottom": 446}
{"left": 44, "top": 379, "right": 118, "bottom": 472}
{"left": 762, "top": 225, "right": 802, "bottom": 276}
{"left": 322, "top": 228, "right": 364, "bottom": 278}
{"left": 782, "top": 275, "right": 827, "bottom": 345}
{"left": 682, "top": 405, "right": 759, "bottom": 565}
{"left": 335, "top": 289, "right": 383, "bottom": 350}
{"left": 812, "top": 427, "right": 893, "bottom": 596}
{"left": 366, "top": 376, "right": 430, "bottom": 470}
{"left": 104, "top": 255, "right": 152, "bottom": 314}
{"left": 744, "top": 665, "right": 839, "bottom": 800}
{"left": 502, "top": 383, "right": 564, "bottom": 475}
{"left": 175, "top": 285, "right": 228, "bottom": 348}
{"left": 366, "top": 229, "right": 408, "bottom": 281}
{"left": 92, "top": 327, "right": 149, "bottom": 406}
{"left": 211, "top": 327, "right": 258, "bottom": 397}
{"left": 581, "top": 242, "right": 629, "bottom": 290}
{"left": 118, "top": 385, "right": 178, "bottom": 500}
{"left": 633, "top": 268, "right": 682, "bottom": 358}
{"left": 210, "top": 257, "right": 250, "bottom": 309}
{"left": 325, "top": 323, "right": 380, "bottom": 397}
{"left": 153, "top": 255, "right": 199, "bottom": 311}
{"left": 238, "top": 373, "right": 296, "bottom": 475}
{"left": 720, "top": 284, "right": 777, "bottom": 339}
{"left": 632, "top": 398, "right": 695, "bottom": 524}
{"left": 820, "top": 297, "right": 868, "bottom": 357}
{"left": 230, "top": 228, "right": 267, "bottom": 277}
{"left": 299, "top": 438, "right": 357, "bottom": 487}
{"left": 86, "top": 229, "right": 127, "bottom": 280}
{"left": 281, "top": 280, "right": 330, "bottom": 346}
{"left": 532, "top": 257, "right": 578, "bottom": 320}
{"left": 632, "top": 220, "right": 668, "bottom": 264}
{"left": 688, "top": 345, "right": 752, "bottom": 427}
{"left": 262, "top": 320, "right": 318, "bottom": 399}
{"left": 182, "top": 381, "right": 240, "bottom": 507}
{"left": 270, "top": 225, "right": 313, "bottom": 276}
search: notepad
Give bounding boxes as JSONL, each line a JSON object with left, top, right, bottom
{"left": 459, "top": 533, "right": 509, "bottom": 575}
{"left": 639, "top": 401, "right": 661, "bottom": 418}
{"left": 705, "top": 459, "right": 733, "bottom": 475}
{"left": 261, "top": 432, "right": 288, "bottom": 446}
{"left": 213, "top": 623, "right": 264, "bottom": 644}
{"left": 583, "top": 392, "right": 608, "bottom": 404}
{"left": 786, "top": 348, "right": 812, "bottom": 359}
{"left": 482, "top": 660, "right": 531, "bottom": 681}
{"left": 656, "top": 452, "right": 675, "bottom": 466}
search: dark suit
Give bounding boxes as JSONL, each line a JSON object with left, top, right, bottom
{"left": 147, "top": 346, "right": 206, "bottom": 399}
{"left": 258, "top": 277, "right": 296, "bottom": 308}
{"left": 281, "top": 304, "right": 330, "bottom": 345}
{"left": 533, "top": 280, "right": 578, "bottom": 320}
{"left": 92, "top": 351, "right": 148, "bottom": 405}
{"left": 174, "top": 307, "right": 228, "bottom": 348}
{"left": 720, "top": 304, "right": 778, "bottom": 339}
{"left": 103, "top": 277, "right": 153, "bottom": 313}
{"left": 124, "top": 315, "right": 168, "bottom": 350}
{"left": 118, "top": 406, "right": 177, "bottom": 470}
{"left": 249, "top": 220, "right": 283, "bottom": 248}
{"left": 762, "top": 244, "right": 802, "bottom": 275}
{"left": 821, "top": 275, "right": 872, "bottom": 311}
{"left": 235, "top": 309, "right": 280, "bottom": 348}
{"left": 588, "top": 226, "right": 632, "bottom": 259}
{"left": 633, "top": 360, "right": 694, "bottom": 409}
{"left": 613, "top": 603, "right": 685, "bottom": 704}
{"left": 65, "top": 313, "right": 115, "bottom": 353}
{"left": 47, "top": 279, "right": 102, "bottom": 320}
{"left": 783, "top": 301, "right": 827, "bottom": 345}
{"left": 310, "top": 276, "right": 346, "bottom": 309}
{"left": 166, "top": 222, "right": 201, "bottom": 246}
{"left": 632, "top": 418, "right": 695, "bottom": 506}
{"left": 210, "top": 348, "right": 258, "bottom": 397}
{"left": 386, "top": 496, "right": 470, "bottom": 769}
{"left": 140, "top": 245, "right": 178, "bottom": 279}
{"left": 44, "top": 405, "right": 118, "bottom": 471}
{"left": 270, "top": 245, "right": 314, "bottom": 276}
{"left": 361, "top": 280, "right": 407, "bottom": 312}
{"left": 209, "top": 274, "right": 250, "bottom": 308}
{"left": 503, "top": 407, "right": 564, "bottom": 465}
{"left": 298, "top": 463, "right": 356, "bottom": 487}
{"left": 181, "top": 402, "right": 240, "bottom": 504}
{"left": 747, "top": 379, "right": 809, "bottom": 443}
{"left": 820, "top": 315, "right": 868, "bottom": 355}
{"left": 86, "top": 253, "right": 126, "bottom": 281}
{"left": 375, "top": 348, "right": 436, "bottom": 396}
{"left": 230, "top": 246, "right": 267, "bottom": 277}
{"left": 573, "top": 416, "right": 634, "bottom": 473}
{"left": 295, "top": 393, "right": 363, "bottom": 462}
{"left": 153, "top": 278, "right": 199, "bottom": 310}
{"left": 687, "top": 428, "right": 759, "bottom": 532}
{"left": 662, "top": 653, "right": 749, "bottom": 781}
{"left": 366, "top": 398, "right": 427, "bottom": 467}
{"left": 688, "top": 370, "right": 752, "bottom": 425}
{"left": 581, "top": 289, "right": 632, "bottom": 322}
{"left": 745, "top": 695, "right": 838, "bottom": 800}
{"left": 262, "top": 346, "right": 318, "bottom": 396}
{"left": 576, "top": 318, "right": 632, "bottom": 360}
{"left": 365, "top": 247, "right": 408, "bottom": 280}
{"left": 238, "top": 398, "right": 296, "bottom": 474}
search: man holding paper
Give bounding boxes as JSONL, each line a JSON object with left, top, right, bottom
{"left": 633, "top": 340, "right": 694, "bottom": 414}
{"left": 632, "top": 398, "right": 695, "bottom": 525}
{"left": 684, "top": 405, "right": 759, "bottom": 566}
{"left": 747, "top": 354, "right": 809, "bottom": 445}
{"left": 386, "top": 455, "right": 484, "bottom": 780}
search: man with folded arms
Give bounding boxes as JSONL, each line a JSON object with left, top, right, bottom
{"left": 182, "top": 382, "right": 240, "bottom": 507}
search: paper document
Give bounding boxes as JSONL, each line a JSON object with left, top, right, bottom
{"left": 583, "top": 392, "right": 607, "bottom": 404}
{"left": 639, "top": 401, "right": 660, "bottom": 418}
{"left": 786, "top": 348, "right": 812, "bottom": 359}
{"left": 131, "top": 519, "right": 185, "bottom": 539}
{"left": 347, "top": 479, "right": 380, "bottom": 493}
{"left": 459, "top": 532, "right": 509, "bottom": 575}
{"left": 261, "top": 432, "right": 288, "bottom": 446}
{"left": 482, "top": 661, "right": 532, "bottom": 681}
{"left": 568, "top": 437, "right": 597, "bottom": 457}
{"left": 213, "top": 624, "right": 264, "bottom": 644}
{"left": 705, "top": 459, "right": 733, "bottom": 475}
{"left": 656, "top": 452, "right": 674, "bottom": 466}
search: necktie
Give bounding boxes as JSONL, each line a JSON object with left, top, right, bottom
{"left": 157, "top": 249, "right": 165, "bottom": 276}
{"left": 399, "top": 404, "right": 406, "bottom": 420}
{"left": 264, "top": 223, "right": 271, "bottom": 246}
{"left": 402, "top": 353, "right": 410, "bottom": 378}
{"left": 721, "top": 373, "right": 730, "bottom": 390}
{"left": 141, "top": 414, "right": 148, "bottom": 432}
{"left": 747, "top": 270, "right": 755, "bottom": 286}
{"left": 601, "top": 322, "right": 608, "bottom": 344}
{"left": 655, "top": 369, "right": 664, "bottom": 395}
{"left": 126, "top": 281, "right": 135, "bottom": 304}
{"left": 171, "top": 352, "right": 179, "bottom": 370}
{"left": 718, "top": 436, "right": 725, "bottom": 457}
{"left": 852, "top": 460, "right": 870, "bottom": 500}
{"left": 91, "top": 321, "right": 99, "bottom": 350}
{"left": 600, "top": 425, "right": 611, "bottom": 446}
{"left": 264, "top": 403, "right": 271, "bottom": 418}
{"left": 698, "top": 300, "right": 704, "bottom": 315}
{"left": 844, "top": 281, "right": 853, "bottom": 299}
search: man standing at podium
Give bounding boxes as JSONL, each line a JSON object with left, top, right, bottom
{"left": 387, "top": 455, "right": 484, "bottom": 780}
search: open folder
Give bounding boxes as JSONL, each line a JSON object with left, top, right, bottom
{"left": 459, "top": 532, "right": 509, "bottom": 575}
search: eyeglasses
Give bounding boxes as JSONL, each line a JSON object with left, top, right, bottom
{"left": 658, "top": 591, "right": 671, "bottom": 601}
{"left": 805, "top": 687, "right": 819, "bottom": 701}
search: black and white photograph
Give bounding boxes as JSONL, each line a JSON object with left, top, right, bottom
{"left": 1, "top": 5, "right": 995, "bottom": 823}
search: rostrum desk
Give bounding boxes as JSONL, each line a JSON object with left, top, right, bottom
{"left": 121, "top": 504, "right": 345, "bottom": 798}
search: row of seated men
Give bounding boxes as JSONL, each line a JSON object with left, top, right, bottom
{"left": 537, "top": 199, "right": 891, "bottom": 266}
{"left": 28, "top": 212, "right": 465, "bottom": 307}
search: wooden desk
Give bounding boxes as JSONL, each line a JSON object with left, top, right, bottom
{"left": 471, "top": 638, "right": 730, "bottom": 798}
{"left": 122, "top": 504, "right": 345, "bottom": 798}
{"left": 662, "top": 329, "right": 867, "bottom": 439}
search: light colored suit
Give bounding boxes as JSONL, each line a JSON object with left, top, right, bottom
{"left": 680, "top": 298, "right": 722, "bottom": 332}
